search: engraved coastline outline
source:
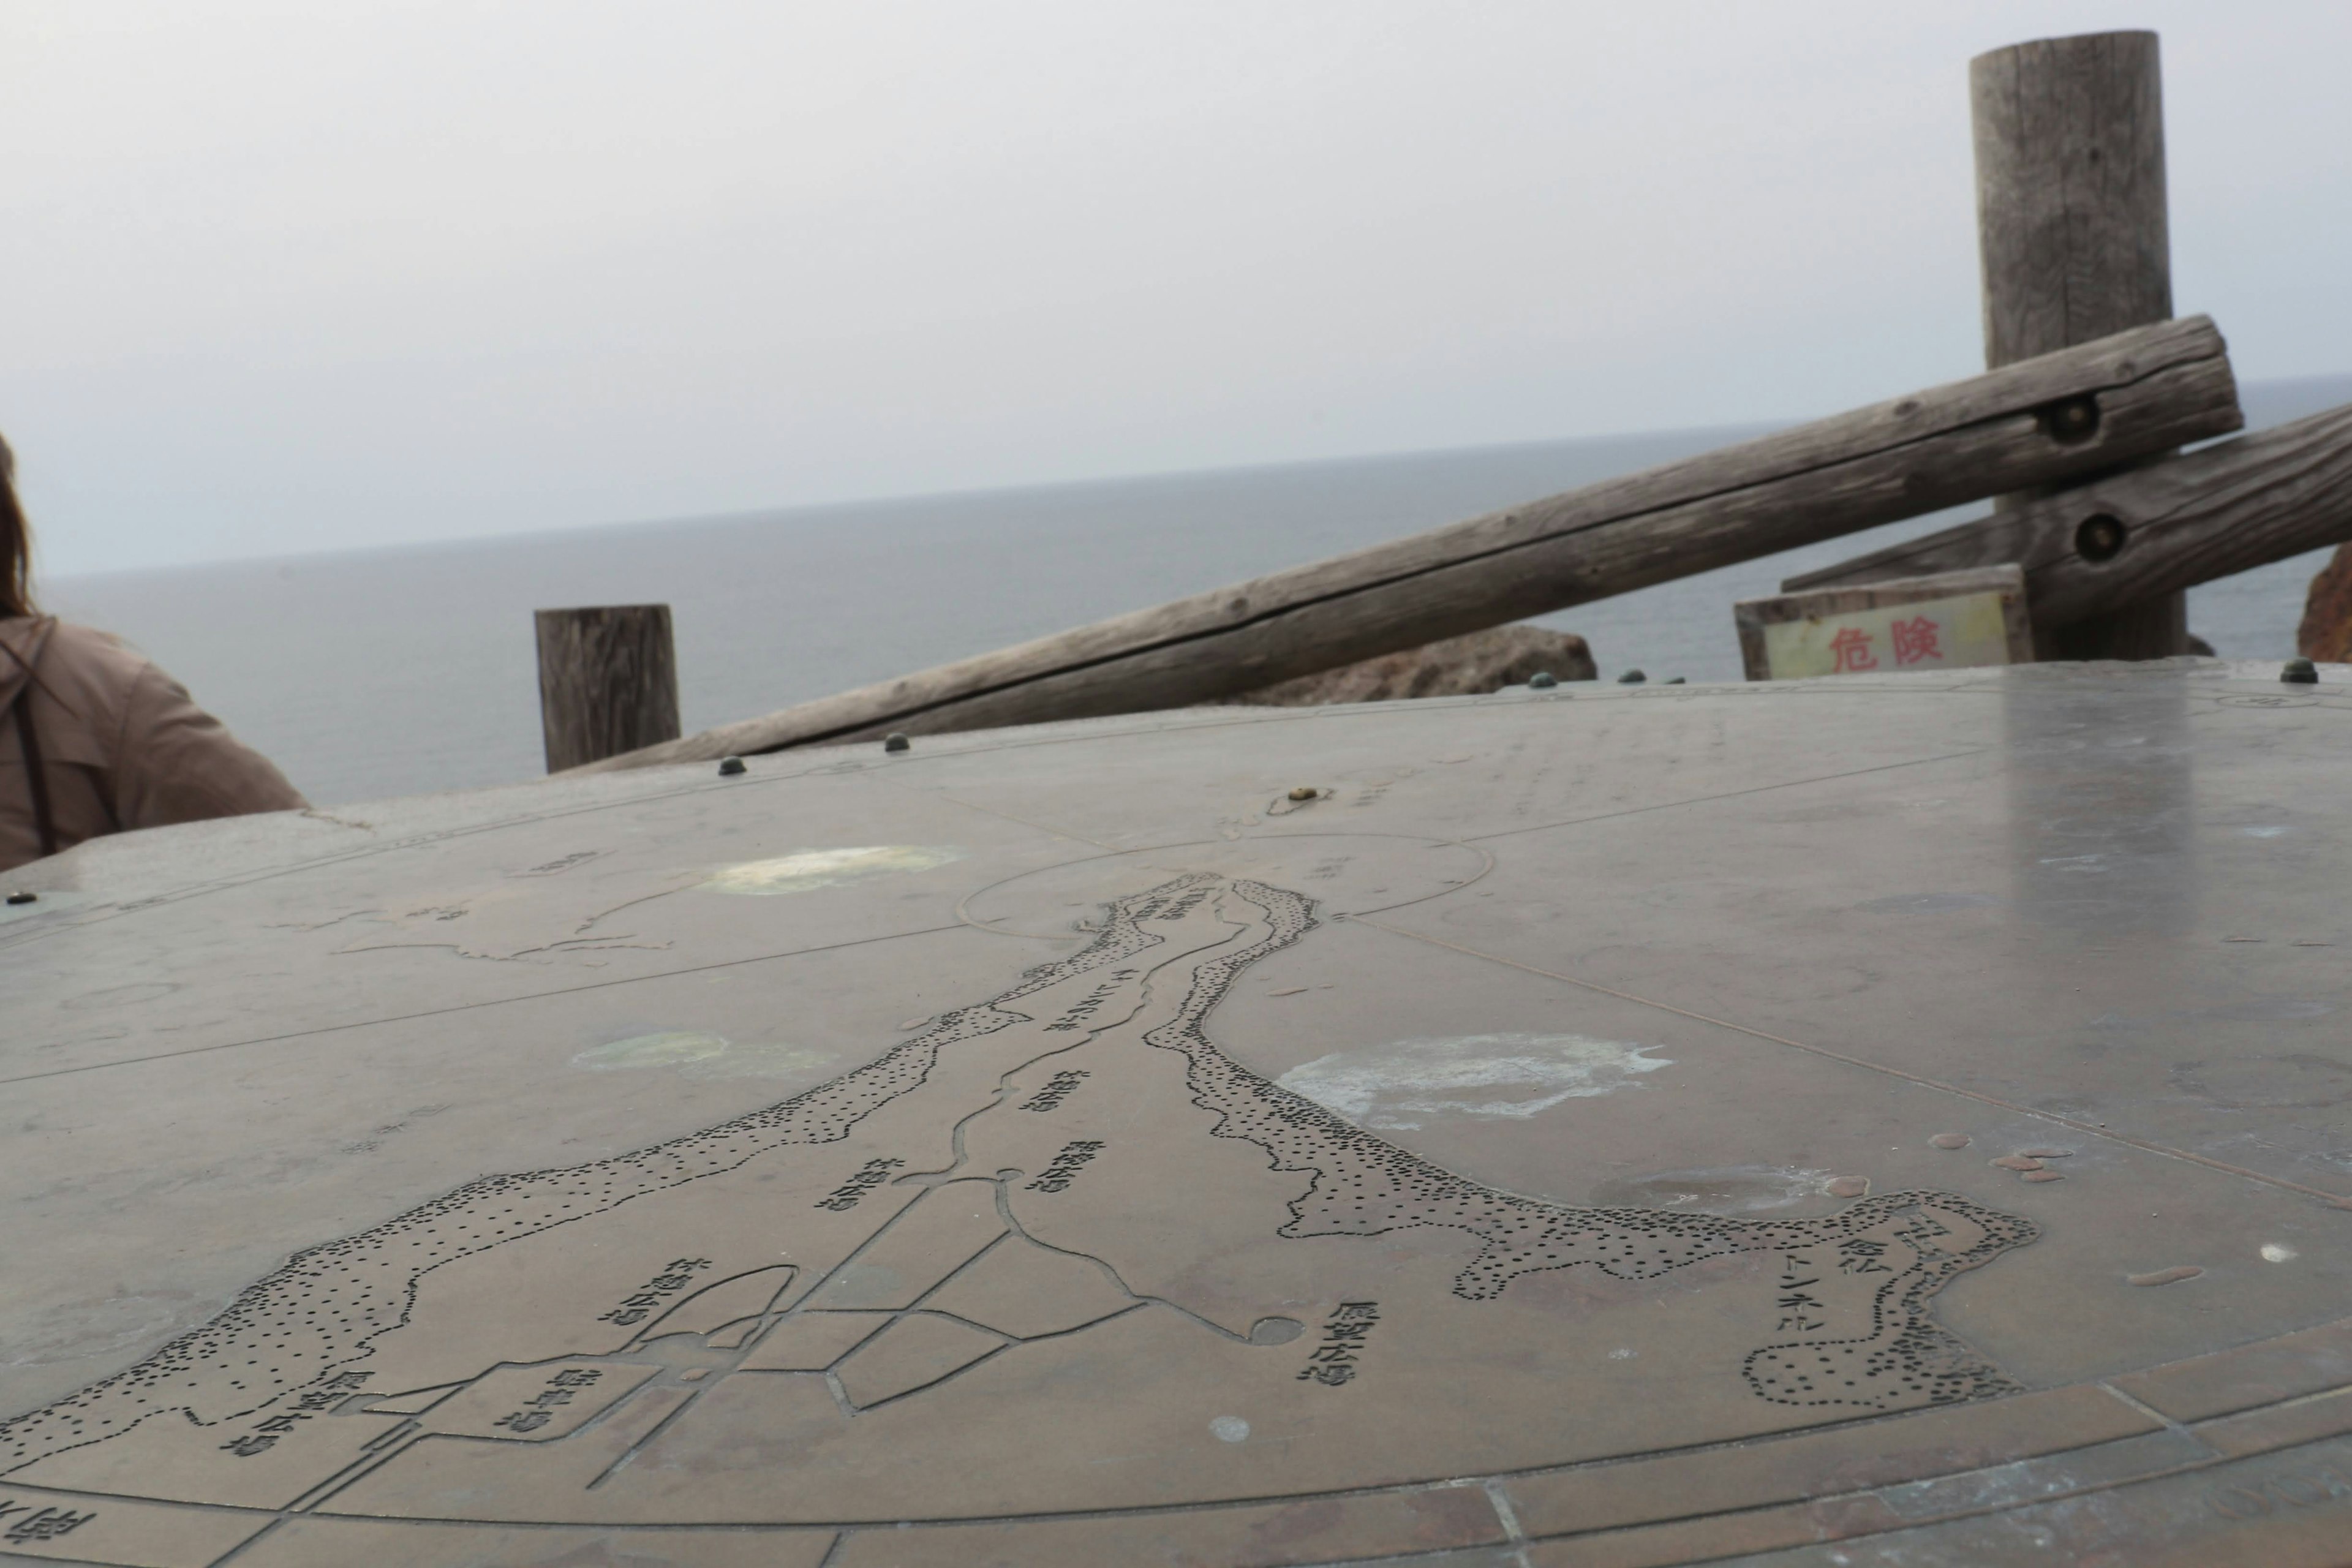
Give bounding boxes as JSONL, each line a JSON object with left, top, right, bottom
{"left": 0, "top": 875, "right": 2032, "bottom": 1478}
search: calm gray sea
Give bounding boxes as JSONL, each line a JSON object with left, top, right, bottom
{"left": 46, "top": 376, "right": 2352, "bottom": 806}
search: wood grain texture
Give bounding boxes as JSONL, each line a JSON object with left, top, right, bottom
{"left": 1972, "top": 30, "right": 2183, "bottom": 656}
{"left": 534, "top": 605, "right": 681, "bottom": 773}
{"left": 571, "top": 318, "right": 2238, "bottom": 772}
{"left": 1783, "top": 405, "right": 2352, "bottom": 628}
{"left": 1973, "top": 32, "right": 2170, "bottom": 367}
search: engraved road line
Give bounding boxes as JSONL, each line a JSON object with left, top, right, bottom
{"left": 0, "top": 921, "right": 970, "bottom": 1087}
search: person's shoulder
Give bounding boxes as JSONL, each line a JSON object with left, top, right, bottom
{"left": 0, "top": 618, "right": 153, "bottom": 765}
{"left": 41, "top": 619, "right": 146, "bottom": 664}
{"left": 21, "top": 618, "right": 159, "bottom": 698}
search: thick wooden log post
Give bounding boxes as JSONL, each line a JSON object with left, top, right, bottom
{"left": 1973, "top": 30, "right": 2186, "bottom": 658}
{"left": 535, "top": 605, "right": 682, "bottom": 773}
{"left": 569, "top": 320, "right": 2238, "bottom": 773}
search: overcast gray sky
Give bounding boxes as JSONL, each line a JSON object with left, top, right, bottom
{"left": 7, "top": 1, "right": 2349, "bottom": 576}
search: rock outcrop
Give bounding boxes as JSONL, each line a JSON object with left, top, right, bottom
{"left": 2299, "top": 544, "right": 2352, "bottom": 663}
{"left": 1224, "top": 625, "right": 1596, "bottom": 706}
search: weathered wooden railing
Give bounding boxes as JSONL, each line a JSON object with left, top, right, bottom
{"left": 1791, "top": 31, "right": 2352, "bottom": 652}
{"left": 548, "top": 28, "right": 2352, "bottom": 777}
{"left": 566, "top": 318, "right": 2236, "bottom": 771}
{"left": 1786, "top": 405, "right": 2352, "bottom": 623}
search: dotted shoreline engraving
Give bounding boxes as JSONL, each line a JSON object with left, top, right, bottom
{"left": 1140, "top": 877, "right": 2034, "bottom": 1410}
{"left": 0, "top": 907, "right": 1171, "bottom": 1470}
{"left": 1, "top": 873, "right": 2032, "bottom": 1474}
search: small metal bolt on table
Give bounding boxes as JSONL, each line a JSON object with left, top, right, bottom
{"left": 717, "top": 756, "right": 747, "bottom": 777}
{"left": 884, "top": 733, "right": 911, "bottom": 753}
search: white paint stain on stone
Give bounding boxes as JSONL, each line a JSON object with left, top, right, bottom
{"left": 1209, "top": 1416, "right": 1250, "bottom": 1443}
{"left": 2261, "top": 1243, "right": 2299, "bottom": 1262}
{"left": 1591, "top": 1166, "right": 1845, "bottom": 1216}
{"left": 1276, "top": 1033, "right": 1672, "bottom": 1131}
{"left": 700, "top": 845, "right": 964, "bottom": 895}
{"left": 571, "top": 1031, "right": 837, "bottom": 1080}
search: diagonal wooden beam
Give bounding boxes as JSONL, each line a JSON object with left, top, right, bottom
{"left": 1783, "top": 404, "right": 2352, "bottom": 631}
{"left": 573, "top": 317, "right": 2238, "bottom": 771}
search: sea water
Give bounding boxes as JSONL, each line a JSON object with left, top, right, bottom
{"left": 45, "top": 377, "right": 2352, "bottom": 805}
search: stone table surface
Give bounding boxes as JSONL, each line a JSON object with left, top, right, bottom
{"left": 2, "top": 660, "right": 2350, "bottom": 1568}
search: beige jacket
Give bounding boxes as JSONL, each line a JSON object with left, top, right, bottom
{"left": 0, "top": 616, "right": 307, "bottom": 873}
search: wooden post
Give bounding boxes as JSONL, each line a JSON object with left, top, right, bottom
{"left": 1973, "top": 30, "right": 2186, "bottom": 658}
{"left": 535, "top": 605, "right": 682, "bottom": 773}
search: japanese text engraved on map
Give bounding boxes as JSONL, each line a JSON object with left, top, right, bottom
{"left": 0, "top": 873, "right": 2032, "bottom": 1526}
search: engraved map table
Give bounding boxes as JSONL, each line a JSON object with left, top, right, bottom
{"left": 4, "top": 662, "right": 2350, "bottom": 1567}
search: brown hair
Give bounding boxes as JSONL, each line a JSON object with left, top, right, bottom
{"left": 0, "top": 431, "right": 33, "bottom": 619}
